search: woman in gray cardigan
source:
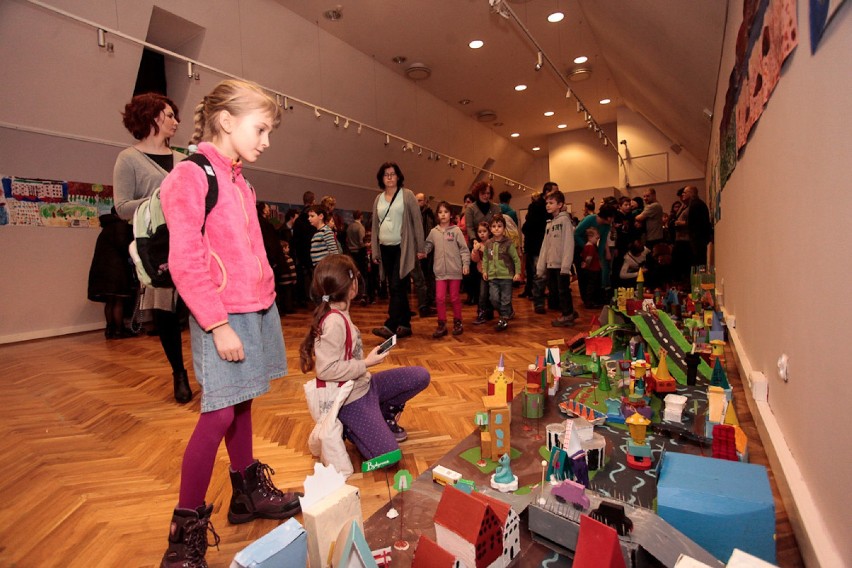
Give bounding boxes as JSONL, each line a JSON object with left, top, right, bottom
{"left": 370, "top": 162, "right": 425, "bottom": 340}
{"left": 113, "top": 93, "right": 192, "bottom": 404}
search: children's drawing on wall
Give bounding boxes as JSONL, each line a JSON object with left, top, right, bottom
{"left": 810, "top": 0, "right": 847, "bottom": 53}
{"left": 1, "top": 176, "right": 114, "bottom": 228}
{"left": 0, "top": 192, "right": 8, "bottom": 226}
{"left": 734, "top": 0, "right": 798, "bottom": 152}
{"left": 719, "top": 0, "right": 798, "bottom": 190}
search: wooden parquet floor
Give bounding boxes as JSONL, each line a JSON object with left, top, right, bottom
{"left": 0, "top": 287, "right": 803, "bottom": 567}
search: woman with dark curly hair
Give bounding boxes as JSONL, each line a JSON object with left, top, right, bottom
{"left": 113, "top": 92, "right": 192, "bottom": 404}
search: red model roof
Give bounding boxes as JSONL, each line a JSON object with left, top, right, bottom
{"left": 412, "top": 535, "right": 457, "bottom": 568}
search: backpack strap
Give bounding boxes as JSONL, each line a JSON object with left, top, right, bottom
{"left": 315, "top": 309, "right": 352, "bottom": 388}
{"left": 183, "top": 153, "right": 219, "bottom": 233}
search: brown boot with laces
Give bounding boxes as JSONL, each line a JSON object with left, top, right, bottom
{"left": 228, "top": 461, "right": 301, "bottom": 524}
{"left": 160, "top": 503, "right": 219, "bottom": 568}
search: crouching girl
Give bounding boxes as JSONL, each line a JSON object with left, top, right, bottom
{"left": 299, "top": 255, "right": 430, "bottom": 458}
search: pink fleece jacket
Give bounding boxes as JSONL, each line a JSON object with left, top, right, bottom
{"left": 160, "top": 142, "right": 275, "bottom": 331}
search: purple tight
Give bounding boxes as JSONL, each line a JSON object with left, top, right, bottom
{"left": 178, "top": 400, "right": 254, "bottom": 509}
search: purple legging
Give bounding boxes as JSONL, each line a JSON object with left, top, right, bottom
{"left": 337, "top": 366, "right": 430, "bottom": 459}
{"left": 435, "top": 279, "right": 462, "bottom": 322}
{"left": 178, "top": 400, "right": 254, "bottom": 509}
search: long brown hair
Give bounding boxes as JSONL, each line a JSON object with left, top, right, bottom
{"left": 299, "top": 254, "right": 359, "bottom": 373}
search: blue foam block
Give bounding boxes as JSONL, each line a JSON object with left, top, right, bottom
{"left": 232, "top": 517, "right": 307, "bottom": 567}
{"left": 657, "top": 452, "right": 775, "bottom": 564}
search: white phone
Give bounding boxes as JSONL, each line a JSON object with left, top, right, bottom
{"left": 377, "top": 334, "right": 397, "bottom": 354}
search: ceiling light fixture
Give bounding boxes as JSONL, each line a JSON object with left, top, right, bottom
{"left": 510, "top": 133, "right": 520, "bottom": 138}
{"left": 565, "top": 88, "right": 572, "bottom": 99}
{"left": 459, "top": 99, "right": 471, "bottom": 105}
{"left": 314, "top": 108, "right": 321, "bottom": 119}
{"left": 476, "top": 110, "right": 498, "bottom": 122}
{"left": 343, "top": 118, "right": 350, "bottom": 129}
{"left": 514, "top": 84, "right": 527, "bottom": 91}
{"left": 600, "top": 98, "right": 611, "bottom": 105}
{"left": 385, "top": 134, "right": 390, "bottom": 146}
{"left": 568, "top": 67, "right": 592, "bottom": 82}
{"left": 547, "top": 12, "right": 564, "bottom": 23}
{"left": 334, "top": 116, "right": 340, "bottom": 126}
{"left": 535, "top": 51, "right": 543, "bottom": 71}
{"left": 532, "top": 146, "right": 541, "bottom": 151}
{"left": 323, "top": 6, "right": 342, "bottom": 21}
{"left": 405, "top": 63, "right": 432, "bottom": 81}
{"left": 357, "top": 124, "right": 362, "bottom": 134}
{"left": 557, "top": 124, "right": 567, "bottom": 129}
{"left": 544, "top": 111, "right": 555, "bottom": 117}
{"left": 573, "top": 56, "right": 588, "bottom": 64}
{"left": 469, "top": 39, "right": 484, "bottom": 49}
{"left": 392, "top": 56, "right": 407, "bottom": 64}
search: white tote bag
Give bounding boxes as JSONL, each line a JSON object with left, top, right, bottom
{"left": 304, "top": 378, "right": 354, "bottom": 477}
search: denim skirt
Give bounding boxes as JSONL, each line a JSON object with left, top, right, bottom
{"left": 189, "top": 302, "right": 287, "bottom": 412}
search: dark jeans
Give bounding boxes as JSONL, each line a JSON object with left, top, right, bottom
{"left": 380, "top": 244, "right": 412, "bottom": 330}
{"left": 488, "top": 279, "right": 514, "bottom": 319}
{"left": 582, "top": 268, "right": 603, "bottom": 307}
{"left": 523, "top": 252, "right": 539, "bottom": 296}
{"left": 350, "top": 248, "right": 372, "bottom": 301}
{"left": 547, "top": 268, "right": 574, "bottom": 317}
{"left": 412, "top": 255, "right": 435, "bottom": 309}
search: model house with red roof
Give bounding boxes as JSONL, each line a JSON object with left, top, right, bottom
{"left": 411, "top": 534, "right": 466, "bottom": 568}
{"left": 434, "top": 486, "right": 521, "bottom": 568}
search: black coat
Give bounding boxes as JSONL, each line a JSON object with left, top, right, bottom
{"left": 87, "top": 212, "right": 135, "bottom": 301}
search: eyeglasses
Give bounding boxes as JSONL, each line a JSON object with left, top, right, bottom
{"left": 384, "top": 172, "right": 397, "bottom": 178}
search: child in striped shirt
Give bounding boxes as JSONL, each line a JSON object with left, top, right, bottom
{"left": 308, "top": 205, "right": 341, "bottom": 266}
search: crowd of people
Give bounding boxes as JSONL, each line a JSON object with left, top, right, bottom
{"left": 87, "top": 82, "right": 714, "bottom": 567}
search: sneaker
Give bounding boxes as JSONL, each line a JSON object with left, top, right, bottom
{"left": 372, "top": 326, "right": 394, "bottom": 339}
{"left": 552, "top": 315, "right": 576, "bottom": 327}
{"left": 452, "top": 319, "right": 464, "bottom": 336}
{"left": 495, "top": 319, "right": 508, "bottom": 331}
{"left": 396, "top": 326, "right": 413, "bottom": 338}
{"left": 534, "top": 305, "right": 547, "bottom": 315}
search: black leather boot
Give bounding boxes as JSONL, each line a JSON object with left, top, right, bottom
{"left": 160, "top": 504, "right": 219, "bottom": 568}
{"left": 228, "top": 461, "right": 301, "bottom": 524}
{"left": 173, "top": 370, "right": 192, "bottom": 404}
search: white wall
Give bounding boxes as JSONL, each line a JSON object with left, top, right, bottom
{"left": 548, "top": 122, "right": 620, "bottom": 192}
{"left": 710, "top": 1, "right": 851, "bottom": 564}
{"left": 0, "top": 0, "right": 534, "bottom": 342}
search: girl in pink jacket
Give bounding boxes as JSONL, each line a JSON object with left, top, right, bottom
{"left": 159, "top": 80, "right": 300, "bottom": 568}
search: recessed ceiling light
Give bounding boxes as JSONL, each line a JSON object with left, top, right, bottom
{"left": 600, "top": 98, "right": 611, "bottom": 105}
{"left": 510, "top": 132, "right": 520, "bottom": 138}
{"left": 392, "top": 56, "right": 407, "bottom": 64}
{"left": 323, "top": 7, "right": 342, "bottom": 21}
{"left": 574, "top": 56, "right": 588, "bottom": 64}
{"left": 544, "top": 111, "right": 555, "bottom": 117}
{"left": 532, "top": 146, "right": 541, "bottom": 151}
{"left": 469, "top": 39, "right": 484, "bottom": 49}
{"left": 514, "top": 84, "right": 527, "bottom": 92}
{"left": 547, "top": 12, "right": 564, "bottom": 23}
{"left": 557, "top": 124, "right": 568, "bottom": 129}
{"left": 459, "top": 99, "right": 472, "bottom": 105}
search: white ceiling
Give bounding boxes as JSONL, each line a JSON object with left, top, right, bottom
{"left": 272, "top": 0, "right": 728, "bottom": 168}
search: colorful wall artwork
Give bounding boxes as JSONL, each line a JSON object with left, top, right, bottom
{"left": 717, "top": 0, "right": 798, "bottom": 194}
{"left": 810, "top": 0, "right": 848, "bottom": 53}
{"left": 1, "top": 176, "right": 115, "bottom": 228}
